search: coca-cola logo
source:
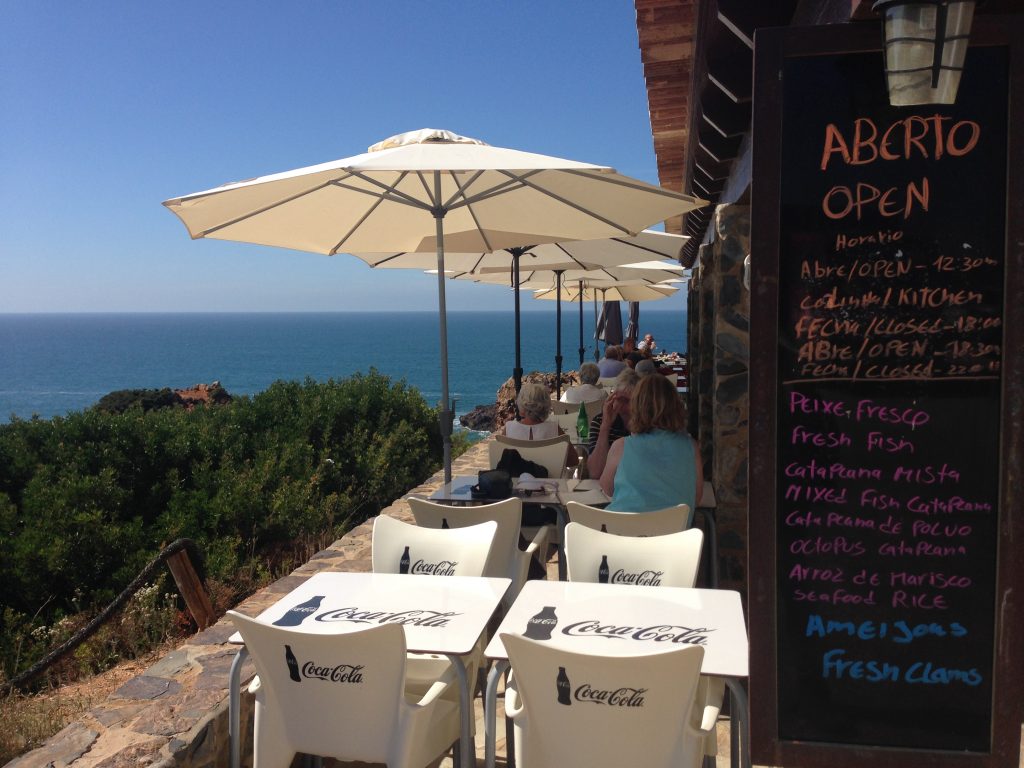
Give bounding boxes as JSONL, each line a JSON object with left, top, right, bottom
{"left": 529, "top": 617, "right": 557, "bottom": 625}
{"left": 314, "top": 606, "right": 463, "bottom": 627}
{"left": 574, "top": 683, "right": 647, "bottom": 707}
{"left": 610, "top": 569, "right": 664, "bottom": 587}
{"left": 300, "top": 661, "right": 365, "bottom": 683}
{"left": 411, "top": 559, "right": 458, "bottom": 576}
{"left": 562, "top": 620, "right": 714, "bottom": 645}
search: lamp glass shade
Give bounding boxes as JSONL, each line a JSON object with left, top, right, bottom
{"left": 878, "top": 0, "right": 975, "bottom": 106}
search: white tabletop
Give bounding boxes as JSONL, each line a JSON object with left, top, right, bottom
{"left": 230, "top": 571, "right": 510, "bottom": 656}
{"left": 429, "top": 474, "right": 565, "bottom": 505}
{"left": 484, "top": 580, "right": 747, "bottom": 678}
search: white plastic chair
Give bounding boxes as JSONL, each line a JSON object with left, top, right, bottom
{"left": 548, "top": 399, "right": 579, "bottom": 416}
{"left": 371, "top": 514, "right": 497, "bottom": 577}
{"left": 562, "top": 520, "right": 723, "bottom": 763}
{"left": 550, "top": 412, "right": 581, "bottom": 440}
{"left": 564, "top": 500, "right": 693, "bottom": 535}
{"left": 407, "top": 497, "right": 549, "bottom": 610}
{"left": 501, "top": 633, "right": 711, "bottom": 768}
{"left": 563, "top": 522, "right": 704, "bottom": 589}
{"left": 582, "top": 395, "right": 607, "bottom": 422}
{"left": 228, "top": 611, "right": 460, "bottom": 768}
{"left": 489, "top": 434, "right": 573, "bottom": 479}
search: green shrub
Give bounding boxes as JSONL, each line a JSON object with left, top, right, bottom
{"left": 0, "top": 371, "right": 450, "bottom": 682}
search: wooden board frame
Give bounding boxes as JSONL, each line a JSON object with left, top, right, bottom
{"left": 749, "top": 16, "right": 1024, "bottom": 768}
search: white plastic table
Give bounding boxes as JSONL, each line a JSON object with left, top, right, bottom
{"left": 483, "top": 580, "right": 750, "bottom": 768}
{"left": 429, "top": 475, "right": 612, "bottom": 580}
{"left": 227, "top": 571, "right": 510, "bottom": 768}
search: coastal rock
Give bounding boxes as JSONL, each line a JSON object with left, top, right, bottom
{"left": 173, "top": 382, "right": 231, "bottom": 410}
{"left": 492, "top": 371, "right": 579, "bottom": 430}
{"left": 94, "top": 382, "right": 231, "bottom": 414}
{"left": 459, "top": 403, "right": 497, "bottom": 431}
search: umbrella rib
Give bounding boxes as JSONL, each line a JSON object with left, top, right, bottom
{"left": 494, "top": 170, "right": 633, "bottom": 235}
{"left": 444, "top": 171, "right": 543, "bottom": 210}
{"left": 334, "top": 170, "right": 433, "bottom": 211}
{"left": 608, "top": 236, "right": 685, "bottom": 260}
{"left": 369, "top": 252, "right": 410, "bottom": 266}
{"left": 562, "top": 168, "right": 702, "bottom": 202}
{"left": 443, "top": 170, "right": 497, "bottom": 253}
{"left": 329, "top": 194, "right": 389, "bottom": 254}
{"left": 414, "top": 172, "right": 438, "bottom": 208}
{"left": 441, "top": 170, "right": 486, "bottom": 210}
{"left": 195, "top": 179, "right": 337, "bottom": 237}
{"left": 550, "top": 242, "right": 592, "bottom": 270}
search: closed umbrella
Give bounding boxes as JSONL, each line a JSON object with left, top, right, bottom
{"left": 625, "top": 301, "right": 641, "bottom": 344}
{"left": 596, "top": 300, "right": 624, "bottom": 349}
{"left": 163, "top": 128, "right": 705, "bottom": 483}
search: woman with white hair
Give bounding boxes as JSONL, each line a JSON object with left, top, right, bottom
{"left": 504, "top": 382, "right": 559, "bottom": 440}
{"left": 559, "top": 362, "right": 605, "bottom": 404}
{"left": 503, "top": 381, "right": 578, "bottom": 469}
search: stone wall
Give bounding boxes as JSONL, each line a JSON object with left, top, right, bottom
{"left": 689, "top": 204, "right": 751, "bottom": 593}
{"left": 7, "top": 442, "right": 493, "bottom": 768}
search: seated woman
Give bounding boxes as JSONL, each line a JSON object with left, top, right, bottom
{"left": 503, "top": 382, "right": 575, "bottom": 529}
{"left": 560, "top": 362, "right": 605, "bottom": 404}
{"left": 597, "top": 346, "right": 626, "bottom": 378}
{"left": 504, "top": 382, "right": 560, "bottom": 440}
{"left": 586, "top": 368, "right": 639, "bottom": 478}
{"left": 599, "top": 374, "right": 703, "bottom": 513}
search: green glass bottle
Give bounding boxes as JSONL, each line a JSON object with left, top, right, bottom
{"left": 576, "top": 402, "right": 589, "bottom": 442}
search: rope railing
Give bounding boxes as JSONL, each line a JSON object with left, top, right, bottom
{"left": 1, "top": 538, "right": 209, "bottom": 696}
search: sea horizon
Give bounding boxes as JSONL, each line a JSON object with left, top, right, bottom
{"left": 0, "top": 310, "right": 688, "bottom": 422}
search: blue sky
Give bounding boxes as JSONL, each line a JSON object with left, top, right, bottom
{"left": 0, "top": 1, "right": 686, "bottom": 313}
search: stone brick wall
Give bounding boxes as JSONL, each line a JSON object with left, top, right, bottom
{"left": 7, "top": 441, "right": 493, "bottom": 768}
{"left": 688, "top": 204, "right": 751, "bottom": 594}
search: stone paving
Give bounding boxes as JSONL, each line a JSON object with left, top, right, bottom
{"left": 7, "top": 438, "right": 746, "bottom": 768}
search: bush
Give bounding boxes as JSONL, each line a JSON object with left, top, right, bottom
{"left": 0, "top": 371, "right": 449, "bottom": 683}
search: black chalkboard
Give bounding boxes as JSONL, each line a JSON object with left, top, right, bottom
{"left": 772, "top": 47, "right": 1006, "bottom": 751}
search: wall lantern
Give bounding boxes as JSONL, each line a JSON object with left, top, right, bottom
{"left": 873, "top": 0, "right": 976, "bottom": 105}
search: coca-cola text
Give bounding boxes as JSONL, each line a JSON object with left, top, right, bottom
{"left": 315, "top": 606, "right": 462, "bottom": 627}
{"left": 574, "top": 683, "right": 647, "bottom": 707}
{"left": 410, "top": 559, "right": 458, "bottom": 576}
{"left": 300, "top": 661, "right": 365, "bottom": 683}
{"left": 610, "top": 569, "right": 664, "bottom": 586}
{"left": 562, "top": 620, "right": 714, "bottom": 645}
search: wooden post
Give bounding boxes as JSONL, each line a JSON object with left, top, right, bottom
{"left": 166, "top": 549, "right": 214, "bottom": 629}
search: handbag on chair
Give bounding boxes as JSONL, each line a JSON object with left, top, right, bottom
{"left": 471, "top": 469, "right": 513, "bottom": 499}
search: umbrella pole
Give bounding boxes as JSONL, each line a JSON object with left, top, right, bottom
{"left": 593, "top": 292, "right": 599, "bottom": 361}
{"left": 578, "top": 279, "right": 584, "bottom": 366}
{"left": 432, "top": 175, "right": 452, "bottom": 485}
{"left": 512, "top": 249, "right": 523, "bottom": 396}
{"left": 555, "top": 270, "right": 564, "bottom": 399}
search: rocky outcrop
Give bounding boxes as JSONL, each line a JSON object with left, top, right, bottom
{"left": 459, "top": 403, "right": 497, "bottom": 431}
{"left": 465, "top": 371, "right": 579, "bottom": 432}
{"left": 172, "top": 382, "right": 232, "bottom": 410}
{"left": 94, "top": 383, "right": 231, "bottom": 415}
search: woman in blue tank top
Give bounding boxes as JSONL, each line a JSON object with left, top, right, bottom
{"left": 599, "top": 374, "right": 703, "bottom": 513}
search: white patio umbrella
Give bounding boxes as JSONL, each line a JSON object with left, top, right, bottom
{"left": 469, "top": 263, "right": 681, "bottom": 395}
{"left": 163, "top": 128, "right": 706, "bottom": 482}
{"left": 532, "top": 279, "right": 678, "bottom": 385}
{"left": 534, "top": 282, "right": 678, "bottom": 303}
{"left": 358, "top": 230, "right": 686, "bottom": 395}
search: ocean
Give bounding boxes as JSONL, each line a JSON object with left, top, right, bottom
{"left": 0, "top": 311, "right": 687, "bottom": 423}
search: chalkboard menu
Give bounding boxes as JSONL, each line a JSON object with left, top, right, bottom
{"left": 772, "top": 46, "right": 1007, "bottom": 751}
